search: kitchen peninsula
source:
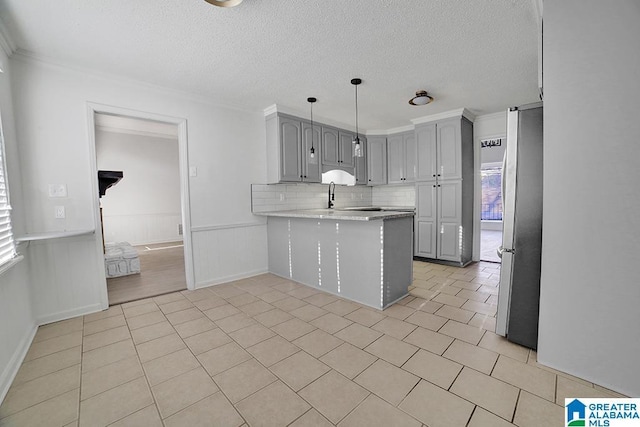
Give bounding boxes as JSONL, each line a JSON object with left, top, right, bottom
{"left": 256, "top": 209, "right": 414, "bottom": 310}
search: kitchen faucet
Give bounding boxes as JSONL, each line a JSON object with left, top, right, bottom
{"left": 328, "top": 182, "right": 335, "bottom": 209}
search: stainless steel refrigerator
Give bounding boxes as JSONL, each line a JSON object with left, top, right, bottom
{"left": 496, "top": 102, "right": 543, "bottom": 350}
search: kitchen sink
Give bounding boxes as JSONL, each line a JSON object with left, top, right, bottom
{"left": 340, "top": 207, "right": 384, "bottom": 211}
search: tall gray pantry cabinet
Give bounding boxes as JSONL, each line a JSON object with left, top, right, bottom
{"left": 414, "top": 117, "right": 474, "bottom": 265}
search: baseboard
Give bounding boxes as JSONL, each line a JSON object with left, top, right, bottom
{"left": 195, "top": 268, "right": 268, "bottom": 289}
{"left": 0, "top": 322, "right": 37, "bottom": 404}
{"left": 37, "top": 303, "right": 105, "bottom": 326}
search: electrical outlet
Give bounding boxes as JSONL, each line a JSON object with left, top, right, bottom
{"left": 48, "top": 184, "right": 67, "bottom": 198}
{"left": 279, "top": 193, "right": 285, "bottom": 202}
{"left": 189, "top": 166, "right": 197, "bottom": 177}
{"left": 54, "top": 206, "right": 65, "bottom": 219}
{"left": 178, "top": 224, "right": 183, "bottom": 235}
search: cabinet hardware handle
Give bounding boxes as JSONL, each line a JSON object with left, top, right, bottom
{"left": 433, "top": 174, "right": 435, "bottom": 177}
{"left": 368, "top": 179, "right": 372, "bottom": 181}
{"left": 437, "top": 174, "right": 441, "bottom": 176}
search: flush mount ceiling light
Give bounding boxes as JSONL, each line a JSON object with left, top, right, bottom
{"left": 204, "top": 0, "right": 243, "bottom": 7}
{"left": 351, "top": 78, "right": 364, "bottom": 158}
{"left": 409, "top": 90, "right": 434, "bottom": 106}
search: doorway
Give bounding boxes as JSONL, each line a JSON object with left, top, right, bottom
{"left": 479, "top": 138, "right": 505, "bottom": 263}
{"left": 87, "top": 104, "right": 194, "bottom": 308}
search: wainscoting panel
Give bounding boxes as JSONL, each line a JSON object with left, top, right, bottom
{"left": 102, "top": 213, "right": 183, "bottom": 246}
{"left": 27, "top": 234, "right": 106, "bottom": 325}
{"left": 191, "top": 222, "right": 268, "bottom": 287}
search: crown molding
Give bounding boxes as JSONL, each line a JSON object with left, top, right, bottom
{"left": 0, "top": 17, "right": 16, "bottom": 57}
{"left": 410, "top": 108, "right": 476, "bottom": 125}
{"left": 366, "top": 124, "right": 415, "bottom": 136}
{"left": 263, "top": 104, "right": 354, "bottom": 131}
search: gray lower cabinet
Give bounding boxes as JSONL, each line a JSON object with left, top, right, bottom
{"left": 367, "top": 136, "right": 387, "bottom": 185}
{"left": 267, "top": 216, "right": 413, "bottom": 309}
{"left": 414, "top": 115, "right": 473, "bottom": 265}
{"left": 266, "top": 113, "right": 322, "bottom": 183}
{"left": 416, "top": 180, "right": 467, "bottom": 262}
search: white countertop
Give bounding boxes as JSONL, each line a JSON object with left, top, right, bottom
{"left": 254, "top": 208, "right": 415, "bottom": 221}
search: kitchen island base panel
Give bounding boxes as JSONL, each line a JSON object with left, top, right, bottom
{"left": 267, "top": 216, "right": 413, "bottom": 310}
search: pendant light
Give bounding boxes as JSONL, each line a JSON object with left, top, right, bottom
{"left": 351, "top": 78, "right": 364, "bottom": 158}
{"left": 307, "top": 97, "right": 318, "bottom": 164}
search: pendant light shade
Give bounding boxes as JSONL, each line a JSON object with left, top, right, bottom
{"left": 307, "top": 97, "right": 318, "bottom": 164}
{"left": 204, "top": 0, "right": 243, "bottom": 7}
{"left": 351, "top": 78, "right": 364, "bottom": 158}
{"left": 409, "top": 90, "right": 434, "bottom": 106}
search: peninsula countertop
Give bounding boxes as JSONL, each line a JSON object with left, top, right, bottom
{"left": 254, "top": 208, "right": 415, "bottom": 221}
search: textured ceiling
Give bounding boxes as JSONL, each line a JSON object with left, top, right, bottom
{"left": 0, "top": 0, "right": 540, "bottom": 130}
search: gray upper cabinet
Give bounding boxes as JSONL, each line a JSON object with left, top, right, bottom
{"left": 354, "top": 136, "right": 367, "bottom": 185}
{"left": 387, "top": 134, "right": 403, "bottom": 184}
{"left": 279, "top": 117, "right": 302, "bottom": 182}
{"left": 321, "top": 127, "right": 340, "bottom": 167}
{"left": 387, "top": 131, "right": 416, "bottom": 184}
{"left": 266, "top": 113, "right": 321, "bottom": 183}
{"left": 437, "top": 119, "right": 463, "bottom": 181}
{"left": 301, "top": 122, "right": 322, "bottom": 183}
{"left": 367, "top": 136, "right": 387, "bottom": 186}
{"left": 339, "top": 131, "right": 355, "bottom": 168}
{"left": 322, "top": 127, "right": 356, "bottom": 171}
{"left": 416, "top": 118, "right": 462, "bottom": 181}
{"left": 415, "top": 123, "right": 437, "bottom": 181}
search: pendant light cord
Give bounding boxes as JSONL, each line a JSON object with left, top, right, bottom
{"left": 354, "top": 84, "right": 359, "bottom": 141}
{"left": 310, "top": 102, "right": 314, "bottom": 150}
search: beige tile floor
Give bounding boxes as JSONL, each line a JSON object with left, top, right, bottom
{"left": 0, "top": 261, "right": 625, "bottom": 427}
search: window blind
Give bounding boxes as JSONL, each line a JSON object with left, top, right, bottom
{"left": 0, "top": 123, "right": 16, "bottom": 266}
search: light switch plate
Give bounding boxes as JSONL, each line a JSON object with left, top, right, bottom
{"left": 48, "top": 184, "right": 67, "bottom": 198}
{"left": 189, "top": 166, "right": 197, "bottom": 177}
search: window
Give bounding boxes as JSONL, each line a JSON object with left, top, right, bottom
{"left": 481, "top": 163, "right": 503, "bottom": 221}
{"left": 0, "top": 114, "right": 17, "bottom": 266}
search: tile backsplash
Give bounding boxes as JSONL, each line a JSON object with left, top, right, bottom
{"left": 251, "top": 183, "right": 415, "bottom": 213}
{"left": 372, "top": 184, "right": 416, "bottom": 207}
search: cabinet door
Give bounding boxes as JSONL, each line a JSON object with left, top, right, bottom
{"left": 415, "top": 123, "right": 437, "bottom": 181}
{"left": 302, "top": 122, "right": 321, "bottom": 183}
{"left": 404, "top": 132, "right": 416, "bottom": 183}
{"left": 339, "top": 131, "right": 355, "bottom": 167}
{"left": 354, "top": 136, "right": 367, "bottom": 185}
{"left": 280, "top": 118, "right": 302, "bottom": 182}
{"left": 366, "top": 137, "right": 387, "bottom": 186}
{"left": 387, "top": 134, "right": 404, "bottom": 184}
{"left": 322, "top": 127, "right": 340, "bottom": 167}
{"left": 437, "top": 119, "right": 462, "bottom": 180}
{"left": 415, "top": 182, "right": 437, "bottom": 257}
{"left": 437, "top": 180, "right": 462, "bottom": 261}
